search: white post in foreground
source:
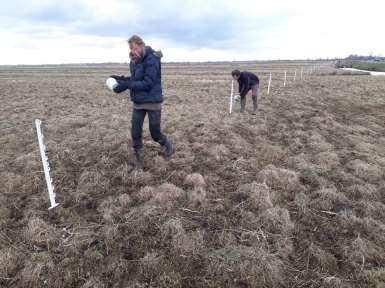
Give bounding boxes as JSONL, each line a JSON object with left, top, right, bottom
{"left": 267, "top": 72, "right": 272, "bottom": 95}
{"left": 300, "top": 68, "right": 303, "bottom": 80}
{"left": 294, "top": 70, "right": 297, "bottom": 81}
{"left": 283, "top": 71, "right": 287, "bottom": 87}
{"left": 35, "top": 119, "right": 59, "bottom": 210}
{"left": 229, "top": 80, "right": 234, "bottom": 114}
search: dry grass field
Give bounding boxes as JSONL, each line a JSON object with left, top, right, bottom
{"left": 1, "top": 61, "right": 385, "bottom": 287}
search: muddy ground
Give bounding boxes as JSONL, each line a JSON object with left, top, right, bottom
{"left": 1, "top": 62, "right": 385, "bottom": 287}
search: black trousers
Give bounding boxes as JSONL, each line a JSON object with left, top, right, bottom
{"left": 131, "top": 109, "right": 167, "bottom": 150}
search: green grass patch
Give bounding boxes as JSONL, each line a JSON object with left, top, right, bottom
{"left": 337, "top": 60, "right": 385, "bottom": 72}
{"left": 352, "top": 61, "right": 385, "bottom": 72}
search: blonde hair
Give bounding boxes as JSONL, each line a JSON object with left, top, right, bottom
{"left": 127, "top": 35, "right": 145, "bottom": 46}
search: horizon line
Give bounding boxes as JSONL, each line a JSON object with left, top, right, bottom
{"left": 0, "top": 58, "right": 339, "bottom": 67}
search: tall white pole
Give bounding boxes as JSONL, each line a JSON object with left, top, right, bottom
{"left": 229, "top": 80, "right": 234, "bottom": 114}
{"left": 300, "top": 68, "right": 303, "bottom": 80}
{"left": 267, "top": 73, "right": 272, "bottom": 95}
{"left": 35, "top": 119, "right": 59, "bottom": 210}
{"left": 283, "top": 71, "right": 287, "bottom": 87}
{"left": 294, "top": 70, "right": 296, "bottom": 81}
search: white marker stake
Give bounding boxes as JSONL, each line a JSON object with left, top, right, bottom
{"left": 283, "top": 71, "right": 287, "bottom": 87}
{"left": 35, "top": 119, "right": 59, "bottom": 210}
{"left": 300, "top": 68, "right": 303, "bottom": 80}
{"left": 229, "top": 80, "right": 234, "bottom": 114}
{"left": 267, "top": 73, "right": 272, "bottom": 95}
{"left": 294, "top": 70, "right": 297, "bottom": 81}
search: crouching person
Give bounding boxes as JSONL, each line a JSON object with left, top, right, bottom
{"left": 110, "top": 35, "right": 173, "bottom": 171}
{"left": 231, "top": 69, "right": 259, "bottom": 114}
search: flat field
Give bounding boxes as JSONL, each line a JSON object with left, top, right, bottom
{"left": 1, "top": 61, "right": 385, "bottom": 287}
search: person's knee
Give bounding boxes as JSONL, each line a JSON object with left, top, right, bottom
{"left": 131, "top": 128, "right": 142, "bottom": 142}
{"left": 149, "top": 121, "right": 161, "bottom": 141}
{"left": 131, "top": 128, "right": 142, "bottom": 141}
{"left": 131, "top": 119, "right": 142, "bottom": 136}
{"left": 150, "top": 128, "right": 161, "bottom": 142}
{"left": 131, "top": 128, "right": 143, "bottom": 149}
{"left": 150, "top": 124, "right": 166, "bottom": 143}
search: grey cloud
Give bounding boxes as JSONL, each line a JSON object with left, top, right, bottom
{"left": 1, "top": 0, "right": 289, "bottom": 51}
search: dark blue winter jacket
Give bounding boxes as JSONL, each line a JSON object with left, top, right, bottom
{"left": 129, "top": 46, "right": 163, "bottom": 104}
{"left": 238, "top": 71, "right": 259, "bottom": 97}
{"left": 112, "top": 46, "right": 163, "bottom": 104}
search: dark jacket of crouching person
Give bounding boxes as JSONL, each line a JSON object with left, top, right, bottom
{"left": 231, "top": 70, "right": 260, "bottom": 114}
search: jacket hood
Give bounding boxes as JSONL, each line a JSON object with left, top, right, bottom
{"left": 145, "top": 46, "right": 163, "bottom": 58}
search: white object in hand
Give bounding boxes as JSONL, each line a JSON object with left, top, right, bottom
{"left": 106, "top": 77, "right": 118, "bottom": 91}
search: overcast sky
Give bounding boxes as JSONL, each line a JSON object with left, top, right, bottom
{"left": 0, "top": 0, "right": 384, "bottom": 64}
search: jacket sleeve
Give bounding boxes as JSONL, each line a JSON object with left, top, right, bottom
{"left": 129, "top": 56, "right": 159, "bottom": 91}
{"left": 239, "top": 76, "right": 249, "bottom": 97}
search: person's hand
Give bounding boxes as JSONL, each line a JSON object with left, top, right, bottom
{"left": 109, "top": 75, "right": 126, "bottom": 81}
{"left": 113, "top": 80, "right": 129, "bottom": 93}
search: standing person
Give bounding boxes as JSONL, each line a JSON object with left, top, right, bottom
{"left": 110, "top": 35, "right": 173, "bottom": 171}
{"left": 231, "top": 70, "right": 259, "bottom": 114}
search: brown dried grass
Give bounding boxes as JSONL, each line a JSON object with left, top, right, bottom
{"left": 184, "top": 173, "right": 206, "bottom": 187}
{"left": 346, "top": 159, "right": 383, "bottom": 182}
{"left": 187, "top": 186, "right": 207, "bottom": 207}
{"left": 0, "top": 248, "right": 19, "bottom": 278}
{"left": 152, "top": 183, "right": 185, "bottom": 204}
{"left": 236, "top": 181, "right": 273, "bottom": 212}
{"left": 2, "top": 63, "right": 385, "bottom": 287}
{"left": 24, "top": 217, "right": 59, "bottom": 249}
{"left": 206, "top": 245, "right": 284, "bottom": 287}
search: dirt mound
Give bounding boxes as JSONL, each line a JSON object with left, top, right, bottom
{"left": 235, "top": 181, "right": 273, "bottom": 212}
{"left": 24, "top": 217, "right": 60, "bottom": 249}
{"left": 184, "top": 173, "right": 206, "bottom": 187}
{"left": 0, "top": 248, "right": 20, "bottom": 279}
{"left": 184, "top": 173, "right": 207, "bottom": 206}
{"left": 207, "top": 246, "right": 284, "bottom": 287}
{"left": 346, "top": 159, "right": 383, "bottom": 182}
{"left": 133, "top": 185, "right": 156, "bottom": 202}
{"left": 257, "top": 164, "right": 303, "bottom": 190}
{"left": 152, "top": 183, "right": 185, "bottom": 204}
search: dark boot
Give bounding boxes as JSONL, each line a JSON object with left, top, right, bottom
{"left": 162, "top": 138, "right": 174, "bottom": 159}
{"left": 240, "top": 96, "right": 246, "bottom": 113}
{"left": 252, "top": 95, "right": 258, "bottom": 114}
{"left": 133, "top": 148, "right": 144, "bottom": 171}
